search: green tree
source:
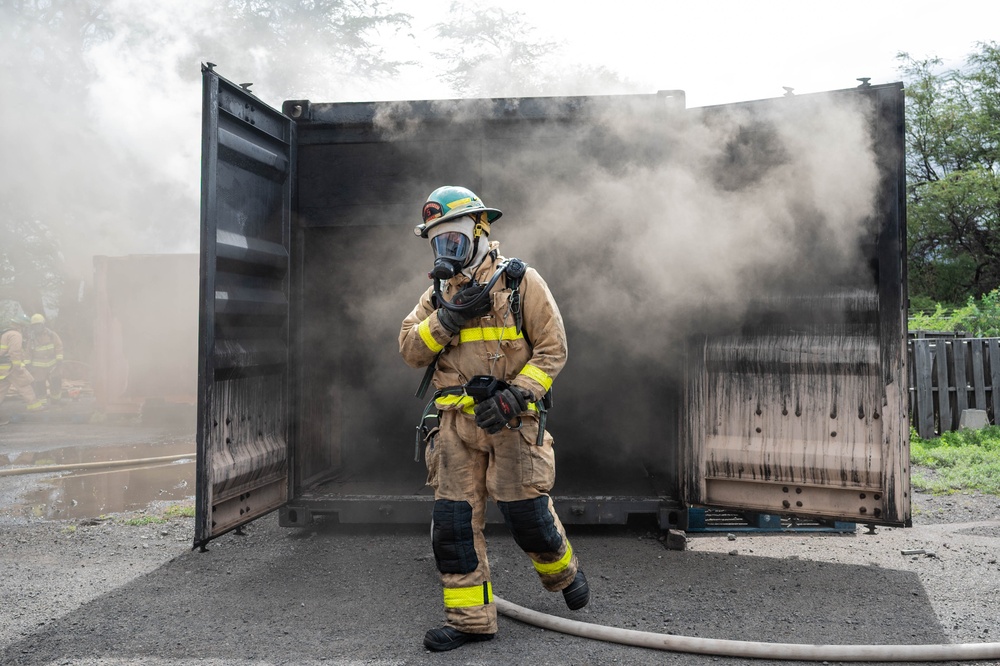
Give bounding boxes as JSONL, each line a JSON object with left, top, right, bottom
{"left": 432, "top": 1, "right": 639, "bottom": 98}
{"left": 193, "top": 0, "right": 412, "bottom": 100}
{"left": 901, "top": 42, "right": 1000, "bottom": 306}
{"left": 0, "top": 219, "right": 67, "bottom": 319}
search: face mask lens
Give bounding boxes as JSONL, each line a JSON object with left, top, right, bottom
{"left": 431, "top": 231, "right": 470, "bottom": 262}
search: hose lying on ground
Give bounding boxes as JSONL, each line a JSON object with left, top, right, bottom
{"left": 494, "top": 596, "right": 1000, "bottom": 662}
{"left": 0, "top": 454, "right": 194, "bottom": 477}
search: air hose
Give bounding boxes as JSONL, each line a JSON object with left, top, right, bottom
{"left": 494, "top": 596, "right": 1000, "bottom": 662}
{"left": 0, "top": 454, "right": 194, "bottom": 477}
{"left": 434, "top": 260, "right": 513, "bottom": 313}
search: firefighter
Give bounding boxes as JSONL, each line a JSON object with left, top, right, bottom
{"left": 1, "top": 313, "right": 46, "bottom": 424}
{"left": 26, "top": 314, "right": 65, "bottom": 402}
{"left": 400, "top": 186, "right": 589, "bottom": 652}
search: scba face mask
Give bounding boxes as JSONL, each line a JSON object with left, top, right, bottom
{"left": 427, "top": 217, "right": 477, "bottom": 280}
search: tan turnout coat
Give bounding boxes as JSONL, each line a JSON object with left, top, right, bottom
{"left": 399, "top": 242, "right": 567, "bottom": 411}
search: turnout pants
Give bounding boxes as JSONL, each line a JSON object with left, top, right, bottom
{"left": 31, "top": 365, "right": 63, "bottom": 399}
{"left": 425, "top": 409, "right": 579, "bottom": 634}
{"left": 0, "top": 368, "right": 42, "bottom": 410}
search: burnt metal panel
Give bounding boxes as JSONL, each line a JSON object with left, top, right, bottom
{"left": 195, "top": 66, "right": 296, "bottom": 548}
{"left": 681, "top": 83, "right": 909, "bottom": 527}
{"left": 280, "top": 495, "right": 683, "bottom": 530}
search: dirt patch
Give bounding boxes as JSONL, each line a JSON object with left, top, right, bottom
{"left": 1, "top": 460, "right": 998, "bottom": 664}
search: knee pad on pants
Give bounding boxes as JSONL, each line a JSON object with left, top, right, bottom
{"left": 432, "top": 499, "right": 478, "bottom": 574}
{"left": 497, "top": 497, "right": 563, "bottom": 553}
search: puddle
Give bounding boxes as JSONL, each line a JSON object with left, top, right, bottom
{"left": 3, "top": 438, "right": 193, "bottom": 467}
{"left": 2, "top": 439, "right": 195, "bottom": 520}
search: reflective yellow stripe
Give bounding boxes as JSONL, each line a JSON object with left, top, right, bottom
{"left": 418, "top": 318, "right": 445, "bottom": 353}
{"left": 34, "top": 344, "right": 55, "bottom": 352}
{"left": 435, "top": 394, "right": 476, "bottom": 414}
{"left": 435, "top": 393, "right": 537, "bottom": 415}
{"left": 31, "top": 360, "right": 57, "bottom": 368}
{"left": 531, "top": 542, "right": 573, "bottom": 575}
{"left": 518, "top": 364, "right": 553, "bottom": 391}
{"left": 443, "top": 582, "right": 493, "bottom": 608}
{"left": 459, "top": 327, "right": 523, "bottom": 343}
{"left": 446, "top": 197, "right": 473, "bottom": 210}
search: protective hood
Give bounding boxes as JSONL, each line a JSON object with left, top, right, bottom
{"left": 427, "top": 216, "right": 489, "bottom": 280}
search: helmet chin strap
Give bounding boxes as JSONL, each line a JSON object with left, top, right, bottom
{"left": 461, "top": 219, "right": 491, "bottom": 278}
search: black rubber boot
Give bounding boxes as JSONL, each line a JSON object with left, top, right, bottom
{"left": 423, "top": 626, "right": 495, "bottom": 652}
{"left": 562, "top": 570, "right": 590, "bottom": 610}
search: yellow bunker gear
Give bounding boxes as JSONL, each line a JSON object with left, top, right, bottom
{"left": 1, "top": 328, "right": 44, "bottom": 411}
{"left": 400, "top": 242, "right": 581, "bottom": 635}
{"left": 26, "top": 326, "right": 64, "bottom": 399}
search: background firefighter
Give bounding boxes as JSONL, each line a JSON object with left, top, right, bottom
{"left": 25, "top": 314, "right": 65, "bottom": 402}
{"left": 1, "top": 313, "right": 47, "bottom": 424}
{"left": 399, "top": 186, "right": 589, "bottom": 652}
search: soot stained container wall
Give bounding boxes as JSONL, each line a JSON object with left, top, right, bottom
{"left": 266, "top": 84, "right": 906, "bottom": 530}
{"left": 286, "top": 94, "right": 687, "bottom": 526}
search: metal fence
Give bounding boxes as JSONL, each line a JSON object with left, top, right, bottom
{"left": 908, "top": 336, "right": 1000, "bottom": 438}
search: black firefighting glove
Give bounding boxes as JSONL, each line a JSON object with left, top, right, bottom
{"left": 437, "top": 283, "right": 492, "bottom": 334}
{"left": 474, "top": 386, "right": 530, "bottom": 434}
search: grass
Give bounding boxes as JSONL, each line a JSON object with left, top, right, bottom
{"left": 910, "top": 425, "right": 1000, "bottom": 495}
{"left": 163, "top": 504, "right": 195, "bottom": 519}
{"left": 118, "top": 502, "right": 195, "bottom": 526}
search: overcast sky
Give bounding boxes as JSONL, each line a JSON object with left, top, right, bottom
{"left": 386, "top": 0, "right": 1000, "bottom": 108}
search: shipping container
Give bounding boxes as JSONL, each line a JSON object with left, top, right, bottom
{"left": 93, "top": 253, "right": 199, "bottom": 420}
{"left": 195, "top": 67, "right": 908, "bottom": 549}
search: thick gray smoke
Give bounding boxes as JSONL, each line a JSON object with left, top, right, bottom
{"left": 511, "top": 94, "right": 880, "bottom": 360}
{"left": 371, "top": 92, "right": 879, "bottom": 363}
{"left": 319, "top": 89, "right": 884, "bottom": 483}
{"left": 2, "top": 0, "right": 883, "bottom": 487}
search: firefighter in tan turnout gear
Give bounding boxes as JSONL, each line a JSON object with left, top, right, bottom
{"left": 1, "top": 313, "right": 47, "bottom": 424}
{"left": 399, "top": 186, "right": 589, "bottom": 652}
{"left": 26, "top": 314, "right": 65, "bottom": 402}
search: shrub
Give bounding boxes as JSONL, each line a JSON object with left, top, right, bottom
{"left": 908, "top": 288, "right": 1000, "bottom": 337}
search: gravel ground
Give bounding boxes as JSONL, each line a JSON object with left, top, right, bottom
{"left": 1, "top": 435, "right": 999, "bottom": 665}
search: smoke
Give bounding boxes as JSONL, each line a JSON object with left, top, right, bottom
{"left": 0, "top": 0, "right": 415, "bottom": 282}
{"left": 501, "top": 93, "right": 880, "bottom": 361}
{"left": 2, "top": 1, "right": 884, "bottom": 485}
{"left": 318, "top": 88, "right": 884, "bottom": 481}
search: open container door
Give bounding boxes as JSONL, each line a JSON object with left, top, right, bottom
{"left": 195, "top": 66, "right": 296, "bottom": 548}
{"left": 682, "top": 83, "right": 910, "bottom": 528}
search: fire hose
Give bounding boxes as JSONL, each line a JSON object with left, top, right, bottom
{"left": 494, "top": 596, "right": 1000, "bottom": 662}
{"left": 0, "top": 454, "right": 194, "bottom": 477}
